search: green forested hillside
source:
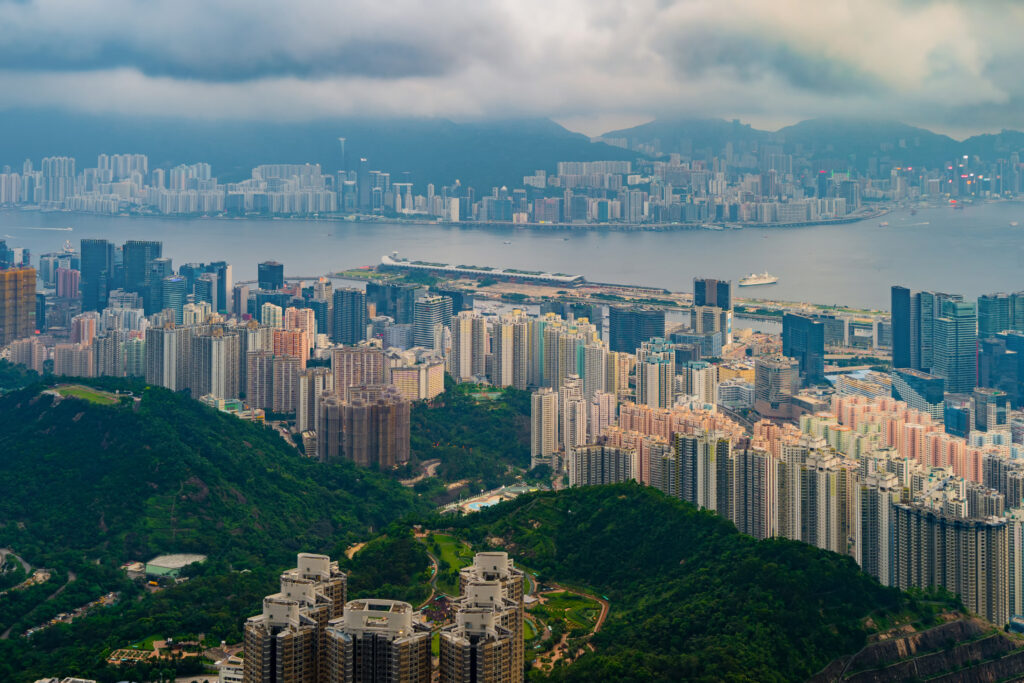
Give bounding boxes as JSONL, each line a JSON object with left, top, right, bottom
{"left": 0, "top": 380, "right": 430, "bottom": 681}
{"left": 449, "top": 484, "right": 961, "bottom": 682}
{"left": 409, "top": 381, "right": 531, "bottom": 490}
{"left": 0, "top": 381, "right": 429, "bottom": 566}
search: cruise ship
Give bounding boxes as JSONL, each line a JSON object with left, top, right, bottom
{"left": 739, "top": 271, "right": 779, "bottom": 287}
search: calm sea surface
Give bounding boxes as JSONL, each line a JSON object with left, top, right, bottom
{"left": 4, "top": 201, "right": 1024, "bottom": 310}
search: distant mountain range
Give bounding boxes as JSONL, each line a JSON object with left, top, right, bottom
{"left": 0, "top": 109, "right": 633, "bottom": 191}
{"left": 599, "top": 116, "right": 1024, "bottom": 171}
{"left": 1, "top": 108, "right": 1023, "bottom": 191}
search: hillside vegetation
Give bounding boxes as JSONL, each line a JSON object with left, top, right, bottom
{"left": 0, "top": 380, "right": 429, "bottom": 567}
{"left": 449, "top": 484, "right": 962, "bottom": 682}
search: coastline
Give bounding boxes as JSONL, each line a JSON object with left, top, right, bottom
{"left": 2, "top": 203, "right": 895, "bottom": 233}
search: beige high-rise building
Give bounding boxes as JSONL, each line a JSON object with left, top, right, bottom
{"left": 891, "top": 503, "right": 1008, "bottom": 625}
{"left": 242, "top": 553, "right": 348, "bottom": 683}
{"left": 490, "top": 312, "right": 531, "bottom": 390}
{"left": 541, "top": 316, "right": 600, "bottom": 390}
{"left": 9, "top": 336, "right": 45, "bottom": 373}
{"left": 53, "top": 342, "right": 94, "bottom": 377}
{"left": 145, "top": 324, "right": 194, "bottom": 391}
{"left": 568, "top": 445, "right": 635, "bottom": 487}
{"left": 318, "top": 385, "right": 410, "bottom": 468}
{"left": 580, "top": 343, "right": 608, "bottom": 400}
{"left": 856, "top": 471, "right": 900, "bottom": 585}
{"left": 587, "top": 391, "right": 617, "bottom": 442}
{"left": 191, "top": 328, "right": 241, "bottom": 400}
{"left": 450, "top": 310, "right": 487, "bottom": 382}
{"left": 332, "top": 346, "right": 385, "bottom": 400}
{"left": 635, "top": 358, "right": 674, "bottom": 409}
{"left": 733, "top": 445, "right": 778, "bottom": 540}
{"left": 324, "top": 599, "right": 431, "bottom": 683}
{"left": 246, "top": 350, "right": 275, "bottom": 411}
{"left": 457, "top": 552, "right": 525, "bottom": 680}
{"left": 272, "top": 356, "right": 303, "bottom": 413}
{"left": 530, "top": 388, "right": 558, "bottom": 469}
{"left": 297, "top": 366, "right": 333, "bottom": 433}
{"left": 388, "top": 357, "right": 445, "bottom": 401}
{"left": 318, "top": 392, "right": 344, "bottom": 463}
{"left": 559, "top": 375, "right": 587, "bottom": 457}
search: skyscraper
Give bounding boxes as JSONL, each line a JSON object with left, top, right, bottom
{"left": 243, "top": 553, "right": 347, "bottom": 683}
{"left": 693, "top": 277, "right": 732, "bottom": 310}
{"left": 332, "top": 288, "right": 367, "bottom": 345}
{"left": 161, "top": 276, "right": 187, "bottom": 324}
{"left": 258, "top": 260, "right": 284, "bottom": 291}
{"left": 324, "top": 599, "right": 431, "bottom": 683}
{"left": 753, "top": 355, "right": 799, "bottom": 419}
{"left": 568, "top": 445, "right": 634, "bottom": 487}
{"left": 608, "top": 306, "right": 665, "bottom": 353}
{"left": 413, "top": 295, "right": 453, "bottom": 350}
{"left": 531, "top": 388, "right": 558, "bottom": 469}
{"left": 782, "top": 313, "right": 825, "bottom": 385}
{"left": 0, "top": 266, "right": 36, "bottom": 345}
{"left": 147, "top": 257, "right": 174, "bottom": 315}
{"left": 80, "top": 239, "right": 114, "bottom": 311}
{"left": 933, "top": 299, "right": 978, "bottom": 393}
{"left": 456, "top": 552, "right": 525, "bottom": 680}
{"left": 973, "top": 387, "right": 1009, "bottom": 432}
{"left": 891, "top": 504, "right": 1008, "bottom": 626}
{"left": 331, "top": 346, "right": 385, "bottom": 399}
{"left": 122, "top": 240, "right": 162, "bottom": 311}
{"left": 450, "top": 311, "right": 487, "bottom": 382}
{"left": 979, "top": 293, "right": 1012, "bottom": 338}
{"left": 319, "top": 385, "right": 410, "bottom": 467}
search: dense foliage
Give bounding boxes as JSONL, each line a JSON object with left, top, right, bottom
{"left": 0, "top": 381, "right": 429, "bottom": 568}
{"left": 0, "top": 379, "right": 433, "bottom": 681}
{"left": 0, "top": 359, "right": 42, "bottom": 392}
{"left": 343, "top": 526, "right": 431, "bottom": 606}
{"left": 410, "top": 380, "right": 531, "bottom": 489}
{"left": 449, "top": 484, "right": 961, "bottom": 682}
{"left": 0, "top": 562, "right": 278, "bottom": 682}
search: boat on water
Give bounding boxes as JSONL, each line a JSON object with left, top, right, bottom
{"left": 879, "top": 221, "right": 889, "bottom": 227}
{"left": 503, "top": 240, "right": 511, "bottom": 245}
{"left": 1011, "top": 221, "right": 1020, "bottom": 227}
{"left": 739, "top": 271, "right": 779, "bottom": 287}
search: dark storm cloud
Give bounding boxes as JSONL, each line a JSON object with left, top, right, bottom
{"left": 662, "top": 30, "right": 886, "bottom": 95}
{"left": 0, "top": 0, "right": 1020, "bottom": 135}
{"left": 0, "top": 39, "right": 459, "bottom": 81}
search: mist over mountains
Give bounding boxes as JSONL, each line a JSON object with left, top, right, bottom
{"left": 1, "top": 109, "right": 1022, "bottom": 191}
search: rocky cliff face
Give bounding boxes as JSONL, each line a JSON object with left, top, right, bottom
{"left": 811, "top": 618, "right": 1024, "bottom": 683}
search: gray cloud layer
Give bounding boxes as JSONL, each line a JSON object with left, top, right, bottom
{"left": 0, "top": 0, "right": 1021, "bottom": 135}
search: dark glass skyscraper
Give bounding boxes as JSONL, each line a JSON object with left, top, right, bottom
{"left": 80, "top": 238, "right": 114, "bottom": 311}
{"left": 123, "top": 240, "right": 162, "bottom": 311}
{"left": 781, "top": 313, "right": 825, "bottom": 384}
{"left": 978, "top": 293, "right": 1012, "bottom": 339}
{"left": 608, "top": 306, "right": 665, "bottom": 353}
{"left": 693, "top": 277, "right": 732, "bottom": 310}
{"left": 161, "top": 275, "right": 187, "bottom": 324}
{"left": 933, "top": 299, "right": 978, "bottom": 393}
{"left": 891, "top": 285, "right": 962, "bottom": 374}
{"left": 257, "top": 260, "right": 284, "bottom": 291}
{"left": 332, "top": 287, "right": 367, "bottom": 345}
{"left": 891, "top": 285, "right": 915, "bottom": 369}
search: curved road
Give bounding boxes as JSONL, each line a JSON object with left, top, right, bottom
{"left": 0, "top": 548, "right": 31, "bottom": 574}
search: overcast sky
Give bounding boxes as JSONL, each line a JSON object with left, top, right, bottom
{"left": 0, "top": 0, "right": 1020, "bottom": 137}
